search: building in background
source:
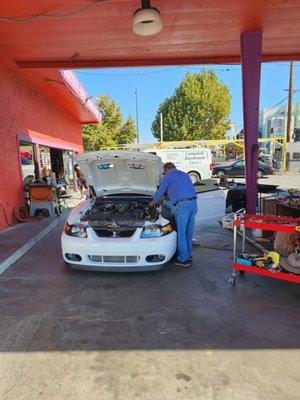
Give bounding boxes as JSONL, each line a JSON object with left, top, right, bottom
{"left": 259, "top": 103, "right": 300, "bottom": 170}
{"left": 259, "top": 103, "right": 300, "bottom": 140}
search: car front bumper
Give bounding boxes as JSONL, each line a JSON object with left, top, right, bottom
{"left": 61, "top": 229, "right": 177, "bottom": 272}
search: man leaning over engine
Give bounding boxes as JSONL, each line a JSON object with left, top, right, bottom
{"left": 149, "top": 162, "right": 198, "bottom": 268}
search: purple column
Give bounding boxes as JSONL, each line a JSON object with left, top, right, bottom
{"left": 241, "top": 31, "right": 262, "bottom": 213}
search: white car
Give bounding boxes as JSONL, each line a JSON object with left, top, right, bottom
{"left": 61, "top": 151, "right": 226, "bottom": 272}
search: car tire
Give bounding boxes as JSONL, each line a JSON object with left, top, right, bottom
{"left": 257, "top": 169, "right": 264, "bottom": 178}
{"left": 188, "top": 171, "right": 201, "bottom": 184}
{"left": 217, "top": 170, "right": 226, "bottom": 178}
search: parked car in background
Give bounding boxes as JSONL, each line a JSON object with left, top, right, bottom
{"left": 144, "top": 147, "right": 213, "bottom": 183}
{"left": 212, "top": 159, "right": 274, "bottom": 178}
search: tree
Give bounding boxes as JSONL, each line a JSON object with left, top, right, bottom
{"left": 152, "top": 69, "right": 231, "bottom": 141}
{"left": 118, "top": 116, "right": 136, "bottom": 145}
{"left": 82, "top": 95, "right": 136, "bottom": 151}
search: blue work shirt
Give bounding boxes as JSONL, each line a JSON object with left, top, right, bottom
{"left": 152, "top": 168, "right": 197, "bottom": 205}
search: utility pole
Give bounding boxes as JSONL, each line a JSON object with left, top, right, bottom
{"left": 160, "top": 112, "right": 163, "bottom": 142}
{"left": 135, "top": 89, "right": 140, "bottom": 144}
{"left": 286, "top": 61, "right": 294, "bottom": 171}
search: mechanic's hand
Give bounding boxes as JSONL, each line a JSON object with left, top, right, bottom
{"left": 159, "top": 196, "right": 166, "bottom": 204}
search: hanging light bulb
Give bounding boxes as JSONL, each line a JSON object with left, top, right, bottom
{"left": 133, "top": 0, "right": 163, "bottom": 36}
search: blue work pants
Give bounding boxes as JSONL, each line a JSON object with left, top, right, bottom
{"left": 174, "top": 199, "right": 198, "bottom": 262}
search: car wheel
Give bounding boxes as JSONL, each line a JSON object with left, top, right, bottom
{"left": 257, "top": 169, "right": 264, "bottom": 178}
{"left": 188, "top": 171, "right": 201, "bottom": 184}
{"left": 217, "top": 170, "right": 226, "bottom": 178}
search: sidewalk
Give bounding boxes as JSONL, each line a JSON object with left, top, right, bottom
{"left": 0, "top": 218, "right": 58, "bottom": 275}
{"left": 0, "top": 194, "right": 83, "bottom": 275}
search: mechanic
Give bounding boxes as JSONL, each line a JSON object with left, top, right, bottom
{"left": 149, "top": 162, "right": 198, "bottom": 268}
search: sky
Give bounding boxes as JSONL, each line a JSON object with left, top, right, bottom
{"left": 76, "top": 62, "right": 300, "bottom": 143}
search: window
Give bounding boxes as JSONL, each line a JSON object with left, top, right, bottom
{"left": 39, "top": 146, "right": 51, "bottom": 168}
{"left": 19, "top": 141, "right": 36, "bottom": 184}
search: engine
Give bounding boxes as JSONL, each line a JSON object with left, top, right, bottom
{"left": 82, "top": 197, "right": 159, "bottom": 226}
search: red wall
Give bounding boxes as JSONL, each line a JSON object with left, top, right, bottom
{"left": 0, "top": 66, "right": 83, "bottom": 229}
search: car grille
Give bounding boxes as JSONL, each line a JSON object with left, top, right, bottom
{"left": 93, "top": 229, "right": 136, "bottom": 238}
{"left": 89, "top": 255, "right": 140, "bottom": 263}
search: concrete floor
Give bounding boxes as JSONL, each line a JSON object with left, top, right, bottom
{"left": 0, "top": 215, "right": 300, "bottom": 399}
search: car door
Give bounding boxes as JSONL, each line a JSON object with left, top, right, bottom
{"left": 231, "top": 160, "right": 245, "bottom": 176}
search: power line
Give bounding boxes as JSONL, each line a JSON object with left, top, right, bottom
{"left": 235, "top": 95, "right": 292, "bottom": 130}
{"left": 76, "top": 66, "right": 240, "bottom": 78}
{"left": 76, "top": 67, "right": 185, "bottom": 77}
{"left": 0, "top": 1, "right": 106, "bottom": 23}
{"left": 267, "top": 62, "right": 300, "bottom": 68}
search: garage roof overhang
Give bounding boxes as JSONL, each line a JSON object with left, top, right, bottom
{"left": 0, "top": 48, "right": 101, "bottom": 125}
{"left": 0, "top": 1, "right": 300, "bottom": 69}
{"left": 38, "top": 68, "right": 102, "bottom": 124}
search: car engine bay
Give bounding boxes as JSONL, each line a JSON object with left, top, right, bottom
{"left": 81, "top": 196, "right": 160, "bottom": 228}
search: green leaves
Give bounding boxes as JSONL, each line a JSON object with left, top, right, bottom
{"left": 152, "top": 69, "right": 231, "bottom": 141}
{"left": 82, "top": 95, "right": 137, "bottom": 151}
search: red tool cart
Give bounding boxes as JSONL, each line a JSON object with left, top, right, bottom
{"left": 230, "top": 213, "right": 300, "bottom": 286}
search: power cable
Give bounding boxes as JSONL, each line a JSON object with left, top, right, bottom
{"left": 44, "top": 78, "right": 93, "bottom": 109}
{"left": 0, "top": 1, "right": 106, "bottom": 23}
{"left": 235, "top": 95, "right": 292, "bottom": 131}
{"left": 76, "top": 66, "right": 240, "bottom": 78}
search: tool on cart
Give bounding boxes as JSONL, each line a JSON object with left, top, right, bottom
{"left": 235, "top": 251, "right": 281, "bottom": 271}
{"left": 229, "top": 213, "right": 300, "bottom": 286}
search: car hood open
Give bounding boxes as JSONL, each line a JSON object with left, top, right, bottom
{"left": 76, "top": 151, "right": 162, "bottom": 196}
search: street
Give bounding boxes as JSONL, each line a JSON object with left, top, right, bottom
{"left": 243, "top": 172, "right": 300, "bottom": 189}
{"left": 0, "top": 192, "right": 299, "bottom": 399}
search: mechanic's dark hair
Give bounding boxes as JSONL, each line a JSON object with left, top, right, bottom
{"left": 164, "top": 162, "right": 176, "bottom": 170}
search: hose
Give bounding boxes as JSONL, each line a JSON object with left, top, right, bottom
{"left": 0, "top": 203, "right": 41, "bottom": 225}
{"left": 13, "top": 206, "right": 41, "bottom": 222}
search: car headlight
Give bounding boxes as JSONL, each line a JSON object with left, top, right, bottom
{"left": 64, "top": 222, "right": 87, "bottom": 238}
{"left": 140, "top": 223, "right": 174, "bottom": 238}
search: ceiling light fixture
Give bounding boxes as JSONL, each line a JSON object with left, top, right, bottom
{"left": 133, "top": 0, "right": 163, "bottom": 36}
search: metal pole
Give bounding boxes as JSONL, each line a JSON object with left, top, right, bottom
{"left": 160, "top": 112, "right": 163, "bottom": 143}
{"left": 229, "top": 214, "right": 238, "bottom": 286}
{"left": 241, "top": 31, "right": 262, "bottom": 213}
{"left": 242, "top": 220, "right": 246, "bottom": 253}
{"left": 135, "top": 89, "right": 140, "bottom": 144}
{"left": 286, "top": 61, "right": 294, "bottom": 171}
{"left": 282, "top": 137, "right": 287, "bottom": 173}
{"left": 233, "top": 215, "right": 237, "bottom": 262}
